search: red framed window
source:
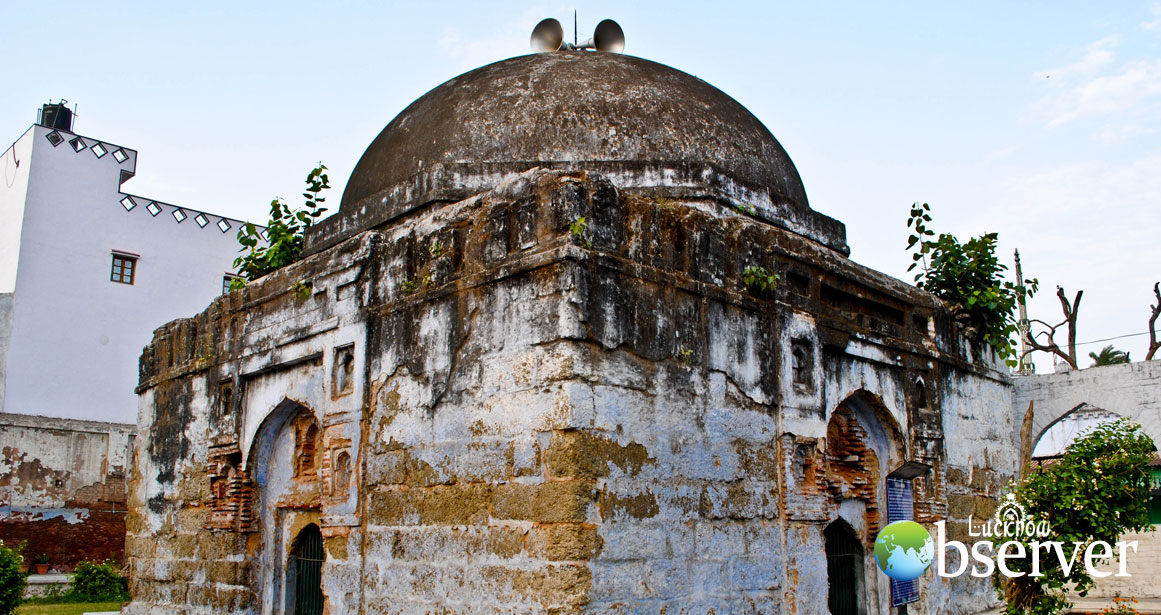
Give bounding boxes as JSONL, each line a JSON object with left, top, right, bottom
{"left": 111, "top": 253, "right": 137, "bottom": 285}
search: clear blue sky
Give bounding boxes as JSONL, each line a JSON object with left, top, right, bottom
{"left": 4, "top": 1, "right": 1161, "bottom": 371}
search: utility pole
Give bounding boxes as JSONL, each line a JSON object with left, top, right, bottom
{"left": 1014, "top": 249, "right": 1034, "bottom": 374}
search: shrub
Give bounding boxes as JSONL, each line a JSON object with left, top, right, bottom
{"left": 70, "top": 560, "right": 128, "bottom": 602}
{"left": 231, "top": 163, "right": 330, "bottom": 289}
{"left": 0, "top": 540, "right": 27, "bottom": 615}
{"left": 906, "top": 202, "right": 1037, "bottom": 365}
{"left": 997, "top": 419, "right": 1155, "bottom": 615}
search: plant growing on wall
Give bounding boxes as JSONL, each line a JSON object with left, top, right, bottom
{"left": 741, "top": 265, "right": 780, "bottom": 293}
{"left": 997, "top": 419, "right": 1154, "bottom": 615}
{"left": 0, "top": 540, "right": 26, "bottom": 615}
{"left": 906, "top": 203, "right": 1037, "bottom": 366}
{"left": 230, "top": 163, "right": 330, "bottom": 289}
{"left": 569, "top": 216, "right": 591, "bottom": 248}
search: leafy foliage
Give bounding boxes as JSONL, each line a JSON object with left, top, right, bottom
{"left": 1090, "top": 345, "right": 1131, "bottom": 366}
{"left": 230, "top": 164, "right": 330, "bottom": 289}
{"left": 906, "top": 203, "right": 1037, "bottom": 365}
{"left": 569, "top": 217, "right": 591, "bottom": 248}
{"left": 741, "top": 265, "right": 780, "bottom": 293}
{"left": 291, "top": 280, "right": 312, "bottom": 302}
{"left": 70, "top": 560, "right": 127, "bottom": 602}
{"left": 0, "top": 541, "right": 26, "bottom": 615}
{"left": 731, "top": 202, "right": 756, "bottom": 216}
{"left": 997, "top": 418, "right": 1155, "bottom": 615}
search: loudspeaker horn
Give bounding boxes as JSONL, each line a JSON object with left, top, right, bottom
{"left": 593, "top": 19, "right": 625, "bottom": 53}
{"left": 530, "top": 18, "right": 564, "bottom": 52}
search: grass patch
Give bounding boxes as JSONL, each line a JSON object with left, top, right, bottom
{"left": 17, "top": 602, "right": 122, "bottom": 615}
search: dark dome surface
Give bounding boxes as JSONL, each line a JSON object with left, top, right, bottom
{"left": 340, "top": 52, "right": 808, "bottom": 212}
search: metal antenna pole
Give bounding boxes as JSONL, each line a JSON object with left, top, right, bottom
{"left": 574, "top": 10, "right": 578, "bottom": 47}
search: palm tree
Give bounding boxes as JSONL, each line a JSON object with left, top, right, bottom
{"left": 1089, "top": 345, "right": 1131, "bottom": 366}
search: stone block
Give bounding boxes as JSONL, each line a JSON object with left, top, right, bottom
{"left": 598, "top": 489, "right": 659, "bottom": 521}
{"left": 693, "top": 521, "right": 747, "bottom": 558}
{"left": 545, "top": 430, "right": 653, "bottom": 479}
{"left": 420, "top": 484, "right": 493, "bottom": 525}
{"left": 730, "top": 555, "right": 784, "bottom": 591}
{"left": 493, "top": 481, "right": 596, "bottom": 523}
{"left": 540, "top": 523, "right": 603, "bottom": 561}
{"left": 698, "top": 481, "right": 777, "bottom": 520}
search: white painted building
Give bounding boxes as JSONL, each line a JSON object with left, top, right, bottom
{"left": 0, "top": 104, "right": 253, "bottom": 424}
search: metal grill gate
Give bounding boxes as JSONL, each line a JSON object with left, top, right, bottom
{"left": 825, "top": 522, "right": 860, "bottom": 615}
{"left": 293, "top": 525, "right": 324, "bottom": 615}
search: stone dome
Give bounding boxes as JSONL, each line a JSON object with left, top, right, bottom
{"left": 342, "top": 52, "right": 807, "bottom": 212}
{"left": 305, "top": 51, "right": 847, "bottom": 256}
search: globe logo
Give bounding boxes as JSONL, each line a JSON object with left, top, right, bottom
{"left": 873, "top": 521, "right": 935, "bottom": 581}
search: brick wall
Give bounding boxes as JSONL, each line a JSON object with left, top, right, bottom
{"left": 0, "top": 413, "right": 133, "bottom": 569}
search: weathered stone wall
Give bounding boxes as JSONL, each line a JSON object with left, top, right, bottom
{"left": 1014, "top": 361, "right": 1161, "bottom": 457}
{"left": 1013, "top": 364, "right": 1161, "bottom": 603}
{"left": 126, "top": 169, "right": 1015, "bottom": 615}
{"left": 0, "top": 412, "right": 134, "bottom": 568}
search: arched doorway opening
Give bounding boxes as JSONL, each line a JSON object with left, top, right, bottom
{"left": 1031, "top": 405, "right": 1161, "bottom": 522}
{"left": 1027, "top": 404, "right": 1161, "bottom": 602}
{"left": 245, "top": 398, "right": 325, "bottom": 615}
{"left": 288, "top": 524, "right": 324, "bottom": 615}
{"left": 825, "top": 519, "right": 864, "bottom": 615}
{"left": 824, "top": 390, "right": 908, "bottom": 615}
{"left": 825, "top": 391, "right": 906, "bottom": 537}
{"left": 1032, "top": 404, "right": 1124, "bottom": 462}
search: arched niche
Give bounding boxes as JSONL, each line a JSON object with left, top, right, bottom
{"left": 245, "top": 398, "right": 315, "bottom": 474}
{"left": 827, "top": 390, "right": 908, "bottom": 488}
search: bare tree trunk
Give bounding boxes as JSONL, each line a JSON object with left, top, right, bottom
{"left": 1025, "top": 286, "right": 1082, "bottom": 369}
{"left": 1148, "top": 282, "right": 1161, "bottom": 361}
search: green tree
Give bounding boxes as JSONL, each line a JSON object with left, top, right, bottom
{"left": 906, "top": 203, "right": 1037, "bottom": 366}
{"left": 0, "top": 541, "right": 26, "bottom": 615}
{"left": 997, "top": 418, "right": 1155, "bottom": 615}
{"left": 1089, "top": 345, "right": 1130, "bottom": 367}
{"left": 230, "top": 163, "right": 330, "bottom": 289}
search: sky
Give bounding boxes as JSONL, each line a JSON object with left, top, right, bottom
{"left": 3, "top": 1, "right": 1161, "bottom": 373}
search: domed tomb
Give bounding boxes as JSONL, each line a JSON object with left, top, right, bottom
{"left": 305, "top": 51, "right": 847, "bottom": 255}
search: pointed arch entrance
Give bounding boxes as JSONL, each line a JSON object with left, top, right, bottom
{"left": 289, "top": 524, "right": 324, "bottom": 615}
{"left": 245, "top": 398, "right": 326, "bottom": 615}
{"left": 823, "top": 390, "right": 908, "bottom": 615}
{"left": 825, "top": 519, "right": 863, "bottom": 615}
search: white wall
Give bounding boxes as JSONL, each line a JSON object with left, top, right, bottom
{"left": 1015, "top": 361, "right": 1161, "bottom": 452}
{"left": 0, "top": 129, "right": 36, "bottom": 410}
{"left": 0, "top": 128, "right": 35, "bottom": 294}
{"left": 2, "top": 125, "right": 249, "bottom": 423}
